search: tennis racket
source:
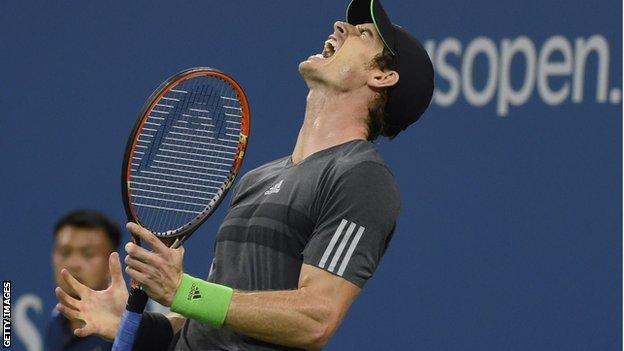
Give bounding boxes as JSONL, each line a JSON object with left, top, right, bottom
{"left": 112, "top": 67, "right": 250, "bottom": 351}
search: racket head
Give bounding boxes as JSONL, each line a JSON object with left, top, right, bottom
{"left": 121, "top": 67, "right": 250, "bottom": 239}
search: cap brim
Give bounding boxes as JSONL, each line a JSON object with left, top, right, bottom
{"left": 346, "top": 0, "right": 396, "bottom": 55}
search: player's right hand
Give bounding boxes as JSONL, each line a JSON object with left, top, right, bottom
{"left": 55, "top": 252, "right": 129, "bottom": 341}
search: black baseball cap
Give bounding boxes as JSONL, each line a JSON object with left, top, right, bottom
{"left": 346, "top": 0, "right": 434, "bottom": 132}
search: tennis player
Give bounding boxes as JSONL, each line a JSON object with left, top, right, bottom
{"left": 54, "top": 0, "right": 434, "bottom": 349}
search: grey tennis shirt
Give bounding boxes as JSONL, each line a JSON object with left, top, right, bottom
{"left": 175, "top": 139, "right": 400, "bottom": 350}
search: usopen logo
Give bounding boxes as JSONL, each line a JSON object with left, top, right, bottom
{"left": 424, "top": 34, "right": 621, "bottom": 116}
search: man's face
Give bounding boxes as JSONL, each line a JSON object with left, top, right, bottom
{"left": 299, "top": 21, "right": 386, "bottom": 91}
{"left": 52, "top": 226, "right": 114, "bottom": 296}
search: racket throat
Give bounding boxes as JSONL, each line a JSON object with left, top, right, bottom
{"left": 126, "top": 288, "right": 149, "bottom": 313}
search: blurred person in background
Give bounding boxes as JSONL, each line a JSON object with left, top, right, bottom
{"left": 45, "top": 210, "right": 121, "bottom": 351}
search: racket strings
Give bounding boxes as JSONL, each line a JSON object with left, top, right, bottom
{"left": 129, "top": 75, "right": 244, "bottom": 235}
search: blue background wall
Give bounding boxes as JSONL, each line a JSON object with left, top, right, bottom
{"left": 1, "top": 0, "right": 621, "bottom": 350}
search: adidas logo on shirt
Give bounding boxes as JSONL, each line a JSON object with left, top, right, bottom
{"left": 187, "top": 283, "right": 202, "bottom": 300}
{"left": 264, "top": 180, "right": 284, "bottom": 195}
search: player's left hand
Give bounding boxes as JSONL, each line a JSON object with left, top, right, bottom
{"left": 124, "top": 222, "right": 185, "bottom": 307}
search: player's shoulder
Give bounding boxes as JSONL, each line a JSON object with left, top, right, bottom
{"left": 321, "top": 140, "right": 400, "bottom": 208}
{"left": 331, "top": 140, "right": 395, "bottom": 180}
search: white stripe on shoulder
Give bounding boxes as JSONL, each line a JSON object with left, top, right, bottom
{"left": 318, "top": 219, "right": 348, "bottom": 269}
{"left": 328, "top": 221, "right": 357, "bottom": 272}
{"left": 337, "top": 225, "right": 366, "bottom": 276}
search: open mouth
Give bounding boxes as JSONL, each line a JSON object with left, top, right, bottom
{"left": 310, "top": 37, "right": 341, "bottom": 60}
{"left": 322, "top": 38, "right": 339, "bottom": 58}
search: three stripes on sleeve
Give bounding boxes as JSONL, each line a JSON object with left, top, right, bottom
{"left": 318, "top": 219, "right": 366, "bottom": 277}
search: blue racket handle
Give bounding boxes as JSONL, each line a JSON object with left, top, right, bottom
{"left": 112, "top": 288, "right": 148, "bottom": 351}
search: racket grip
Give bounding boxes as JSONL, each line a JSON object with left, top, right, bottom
{"left": 112, "top": 288, "right": 148, "bottom": 351}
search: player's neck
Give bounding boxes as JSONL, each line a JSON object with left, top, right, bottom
{"left": 292, "top": 88, "right": 370, "bottom": 165}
